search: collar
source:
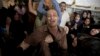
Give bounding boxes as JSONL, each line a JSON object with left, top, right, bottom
{"left": 44, "top": 25, "right": 62, "bottom": 32}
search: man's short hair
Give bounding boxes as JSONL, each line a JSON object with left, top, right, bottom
{"left": 59, "top": 2, "right": 67, "bottom": 6}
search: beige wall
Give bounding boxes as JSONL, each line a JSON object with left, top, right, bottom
{"left": 0, "top": 0, "right": 3, "bottom": 9}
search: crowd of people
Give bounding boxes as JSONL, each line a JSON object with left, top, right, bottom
{"left": 0, "top": 0, "right": 100, "bottom": 56}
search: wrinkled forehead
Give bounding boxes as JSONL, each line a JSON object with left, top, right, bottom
{"left": 47, "top": 10, "right": 58, "bottom": 16}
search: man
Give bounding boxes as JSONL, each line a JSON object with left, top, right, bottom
{"left": 59, "top": 2, "right": 70, "bottom": 27}
{"left": 19, "top": 9, "right": 67, "bottom": 56}
{"left": 59, "top": 2, "right": 70, "bottom": 34}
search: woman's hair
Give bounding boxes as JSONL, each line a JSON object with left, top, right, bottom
{"left": 82, "top": 10, "right": 88, "bottom": 15}
{"left": 81, "top": 10, "right": 88, "bottom": 17}
{"left": 87, "top": 10, "right": 92, "bottom": 15}
{"left": 83, "top": 17, "right": 91, "bottom": 23}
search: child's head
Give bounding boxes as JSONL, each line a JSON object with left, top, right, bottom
{"left": 84, "top": 18, "right": 91, "bottom": 25}
{"left": 75, "top": 13, "right": 80, "bottom": 23}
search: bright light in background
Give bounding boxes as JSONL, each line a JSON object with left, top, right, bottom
{"left": 57, "top": 0, "right": 100, "bottom": 7}
{"left": 75, "top": 0, "right": 100, "bottom": 7}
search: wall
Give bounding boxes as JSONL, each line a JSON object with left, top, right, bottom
{"left": 0, "top": 0, "right": 3, "bottom": 9}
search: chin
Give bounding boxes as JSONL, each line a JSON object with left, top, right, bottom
{"left": 50, "top": 24, "right": 57, "bottom": 27}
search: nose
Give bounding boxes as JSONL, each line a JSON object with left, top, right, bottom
{"left": 50, "top": 14, "right": 54, "bottom": 20}
{"left": 50, "top": 16, "right": 53, "bottom": 20}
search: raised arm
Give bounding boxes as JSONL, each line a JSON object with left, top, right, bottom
{"left": 52, "top": 0, "right": 62, "bottom": 24}
{"left": 20, "top": 28, "right": 44, "bottom": 50}
{"left": 28, "top": 0, "right": 37, "bottom": 15}
{"left": 37, "top": 0, "right": 47, "bottom": 15}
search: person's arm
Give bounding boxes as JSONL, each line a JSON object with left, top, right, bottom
{"left": 52, "top": 0, "right": 62, "bottom": 24}
{"left": 37, "top": 0, "right": 47, "bottom": 15}
{"left": 28, "top": 0, "right": 37, "bottom": 15}
{"left": 20, "top": 27, "right": 45, "bottom": 50}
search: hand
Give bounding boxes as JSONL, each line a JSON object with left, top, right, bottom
{"left": 45, "top": 35, "right": 53, "bottom": 43}
{"left": 64, "top": 26, "right": 69, "bottom": 34}
{"left": 74, "top": 24, "right": 78, "bottom": 29}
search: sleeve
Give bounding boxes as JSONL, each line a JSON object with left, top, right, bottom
{"left": 24, "top": 29, "right": 44, "bottom": 46}
{"left": 60, "top": 34, "right": 67, "bottom": 49}
{"left": 66, "top": 12, "right": 70, "bottom": 22}
{"left": 37, "top": 0, "right": 47, "bottom": 15}
{"left": 52, "top": 0, "right": 62, "bottom": 24}
{"left": 59, "top": 30, "right": 68, "bottom": 56}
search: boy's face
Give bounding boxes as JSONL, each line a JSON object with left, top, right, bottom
{"left": 84, "top": 19, "right": 90, "bottom": 25}
{"left": 60, "top": 3, "right": 67, "bottom": 12}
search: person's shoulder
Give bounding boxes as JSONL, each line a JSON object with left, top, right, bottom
{"left": 34, "top": 25, "right": 47, "bottom": 32}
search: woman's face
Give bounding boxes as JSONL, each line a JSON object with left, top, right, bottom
{"left": 44, "top": 0, "right": 51, "bottom": 6}
{"left": 44, "top": 0, "right": 51, "bottom": 3}
{"left": 83, "top": 12, "right": 87, "bottom": 18}
{"left": 84, "top": 19, "right": 90, "bottom": 25}
{"left": 75, "top": 14, "right": 80, "bottom": 22}
{"left": 33, "top": 2, "right": 39, "bottom": 10}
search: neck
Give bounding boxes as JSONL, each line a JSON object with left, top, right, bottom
{"left": 48, "top": 25, "right": 58, "bottom": 31}
{"left": 61, "top": 10, "right": 64, "bottom": 13}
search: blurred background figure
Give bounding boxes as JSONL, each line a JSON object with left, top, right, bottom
{"left": 59, "top": 2, "right": 70, "bottom": 27}
{"left": 78, "top": 37, "right": 100, "bottom": 56}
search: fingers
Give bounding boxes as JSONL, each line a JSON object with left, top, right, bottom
{"left": 45, "top": 35, "right": 53, "bottom": 43}
{"left": 64, "top": 26, "right": 69, "bottom": 34}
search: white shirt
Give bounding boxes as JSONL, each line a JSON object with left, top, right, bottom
{"left": 60, "top": 10, "right": 70, "bottom": 27}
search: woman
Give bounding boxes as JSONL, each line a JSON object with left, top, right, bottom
{"left": 81, "top": 10, "right": 88, "bottom": 21}
{"left": 87, "top": 10, "right": 95, "bottom": 25}
{"left": 78, "top": 18, "right": 92, "bottom": 34}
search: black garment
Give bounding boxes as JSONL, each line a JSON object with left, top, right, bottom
{"left": 77, "top": 24, "right": 92, "bottom": 34}
{"left": 25, "top": 13, "right": 36, "bottom": 34}
{"left": 0, "top": 7, "right": 8, "bottom": 27}
{"left": 48, "top": 29, "right": 67, "bottom": 56}
{"left": 0, "top": 26, "right": 16, "bottom": 56}
{"left": 5, "top": 20, "right": 26, "bottom": 56}
{"left": 10, "top": 20, "right": 26, "bottom": 45}
{"left": 90, "top": 17, "right": 95, "bottom": 25}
